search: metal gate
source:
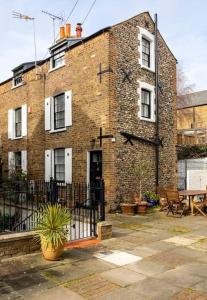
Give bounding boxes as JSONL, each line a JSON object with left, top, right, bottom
{"left": 0, "top": 179, "right": 105, "bottom": 241}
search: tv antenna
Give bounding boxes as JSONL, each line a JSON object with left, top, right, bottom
{"left": 42, "top": 10, "right": 64, "bottom": 44}
{"left": 12, "top": 11, "right": 38, "bottom": 76}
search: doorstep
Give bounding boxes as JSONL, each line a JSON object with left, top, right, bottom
{"left": 64, "top": 238, "right": 100, "bottom": 249}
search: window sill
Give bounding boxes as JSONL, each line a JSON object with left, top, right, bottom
{"left": 9, "top": 136, "right": 23, "bottom": 140}
{"left": 49, "top": 64, "right": 65, "bottom": 73}
{"left": 49, "top": 128, "right": 67, "bottom": 134}
{"left": 140, "top": 65, "right": 155, "bottom": 73}
{"left": 11, "top": 82, "right": 25, "bottom": 90}
{"left": 140, "top": 117, "right": 155, "bottom": 123}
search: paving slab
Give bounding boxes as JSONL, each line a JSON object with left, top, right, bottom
{"left": 100, "top": 267, "right": 146, "bottom": 287}
{"left": 0, "top": 282, "right": 21, "bottom": 300}
{"left": 2, "top": 272, "right": 55, "bottom": 297}
{"left": 127, "top": 245, "right": 161, "bottom": 257}
{"left": 164, "top": 236, "right": 198, "bottom": 246}
{"left": 144, "top": 240, "right": 177, "bottom": 252}
{"left": 165, "top": 246, "right": 205, "bottom": 260}
{"left": 94, "top": 250, "right": 142, "bottom": 266}
{"left": 171, "top": 288, "right": 207, "bottom": 300}
{"left": 180, "top": 262, "right": 207, "bottom": 279}
{"left": 154, "top": 268, "right": 203, "bottom": 288}
{"left": 194, "top": 280, "right": 207, "bottom": 293}
{"left": 146, "top": 249, "right": 193, "bottom": 268}
{"left": 63, "top": 273, "right": 119, "bottom": 300}
{"left": 101, "top": 237, "right": 137, "bottom": 250}
{"left": 29, "top": 286, "right": 85, "bottom": 300}
{"left": 98, "top": 277, "right": 182, "bottom": 300}
{"left": 118, "top": 233, "right": 158, "bottom": 245}
{"left": 124, "top": 259, "right": 171, "bottom": 276}
{"left": 42, "top": 257, "right": 115, "bottom": 283}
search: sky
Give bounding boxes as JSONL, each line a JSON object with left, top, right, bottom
{"left": 0, "top": 0, "right": 207, "bottom": 92}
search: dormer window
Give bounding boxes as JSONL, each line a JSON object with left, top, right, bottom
{"left": 13, "top": 74, "right": 23, "bottom": 87}
{"left": 50, "top": 45, "right": 66, "bottom": 70}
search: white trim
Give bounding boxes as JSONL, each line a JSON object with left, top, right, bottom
{"left": 138, "top": 27, "right": 155, "bottom": 73}
{"left": 138, "top": 81, "right": 156, "bottom": 123}
{"left": 21, "top": 104, "right": 27, "bottom": 137}
{"left": 8, "top": 109, "right": 14, "bottom": 139}
{"left": 65, "top": 148, "right": 72, "bottom": 184}
{"left": 21, "top": 150, "right": 27, "bottom": 174}
{"left": 49, "top": 128, "right": 66, "bottom": 134}
{"left": 11, "top": 82, "right": 25, "bottom": 90}
{"left": 48, "top": 63, "right": 65, "bottom": 73}
{"left": 65, "top": 90, "right": 72, "bottom": 127}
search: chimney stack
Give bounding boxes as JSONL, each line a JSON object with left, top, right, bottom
{"left": 60, "top": 26, "right": 65, "bottom": 39}
{"left": 65, "top": 23, "right": 71, "bottom": 38}
{"left": 76, "top": 23, "right": 83, "bottom": 38}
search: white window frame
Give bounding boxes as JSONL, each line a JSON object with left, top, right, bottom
{"left": 45, "top": 148, "right": 72, "bottom": 183}
{"left": 12, "top": 73, "right": 24, "bottom": 89}
{"left": 8, "top": 104, "right": 27, "bottom": 140}
{"left": 45, "top": 91, "right": 72, "bottom": 133}
{"left": 8, "top": 150, "right": 27, "bottom": 175}
{"left": 49, "top": 45, "right": 66, "bottom": 72}
{"left": 138, "top": 27, "right": 155, "bottom": 72}
{"left": 138, "top": 81, "right": 156, "bottom": 123}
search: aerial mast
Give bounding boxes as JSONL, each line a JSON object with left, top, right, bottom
{"left": 41, "top": 10, "right": 64, "bottom": 44}
{"left": 12, "top": 11, "right": 38, "bottom": 76}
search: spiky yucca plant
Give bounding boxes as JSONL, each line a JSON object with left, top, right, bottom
{"left": 35, "top": 204, "right": 71, "bottom": 249}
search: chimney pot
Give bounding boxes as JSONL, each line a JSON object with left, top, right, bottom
{"left": 65, "top": 23, "right": 71, "bottom": 38}
{"left": 76, "top": 23, "right": 83, "bottom": 38}
{"left": 60, "top": 26, "right": 65, "bottom": 39}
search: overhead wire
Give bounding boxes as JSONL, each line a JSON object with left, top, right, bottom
{"left": 82, "top": 0, "right": 97, "bottom": 25}
{"left": 41, "top": 0, "right": 98, "bottom": 61}
{"left": 41, "top": 0, "right": 80, "bottom": 60}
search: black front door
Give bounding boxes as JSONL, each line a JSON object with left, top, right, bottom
{"left": 90, "top": 151, "right": 102, "bottom": 185}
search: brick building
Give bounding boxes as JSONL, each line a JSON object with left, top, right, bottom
{"left": 0, "top": 12, "right": 177, "bottom": 210}
{"left": 177, "top": 90, "right": 207, "bottom": 145}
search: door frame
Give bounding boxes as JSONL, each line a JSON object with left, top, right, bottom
{"left": 87, "top": 150, "right": 103, "bottom": 186}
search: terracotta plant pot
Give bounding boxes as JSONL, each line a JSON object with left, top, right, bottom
{"left": 120, "top": 203, "right": 137, "bottom": 215}
{"left": 41, "top": 242, "right": 64, "bottom": 261}
{"left": 137, "top": 201, "right": 148, "bottom": 214}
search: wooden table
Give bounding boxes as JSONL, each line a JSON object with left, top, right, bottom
{"left": 179, "top": 190, "right": 207, "bottom": 216}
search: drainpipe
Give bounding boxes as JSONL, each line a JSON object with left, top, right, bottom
{"left": 155, "top": 13, "right": 159, "bottom": 187}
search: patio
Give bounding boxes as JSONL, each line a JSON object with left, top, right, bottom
{"left": 1, "top": 210, "right": 207, "bottom": 299}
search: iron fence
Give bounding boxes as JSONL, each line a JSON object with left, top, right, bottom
{"left": 0, "top": 178, "right": 105, "bottom": 240}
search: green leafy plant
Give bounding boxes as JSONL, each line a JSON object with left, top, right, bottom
{"left": 9, "top": 169, "right": 27, "bottom": 181}
{"left": 143, "top": 191, "right": 160, "bottom": 202}
{"left": 35, "top": 204, "right": 71, "bottom": 249}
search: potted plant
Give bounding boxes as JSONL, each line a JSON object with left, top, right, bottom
{"left": 134, "top": 160, "right": 151, "bottom": 214}
{"left": 143, "top": 191, "right": 160, "bottom": 207}
{"left": 120, "top": 200, "right": 137, "bottom": 215}
{"left": 35, "top": 204, "right": 70, "bottom": 261}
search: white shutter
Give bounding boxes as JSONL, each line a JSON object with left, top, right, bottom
{"left": 65, "top": 90, "right": 72, "bottom": 127}
{"left": 21, "top": 104, "right": 27, "bottom": 137}
{"left": 45, "top": 150, "right": 52, "bottom": 181}
{"left": 21, "top": 150, "right": 27, "bottom": 173}
{"left": 8, "top": 152, "right": 15, "bottom": 175}
{"left": 65, "top": 148, "right": 72, "bottom": 183}
{"left": 8, "top": 109, "right": 14, "bottom": 139}
{"left": 45, "top": 97, "right": 51, "bottom": 131}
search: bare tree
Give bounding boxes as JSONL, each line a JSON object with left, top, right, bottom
{"left": 177, "top": 63, "right": 195, "bottom": 97}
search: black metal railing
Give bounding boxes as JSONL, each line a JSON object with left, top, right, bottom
{"left": 0, "top": 178, "right": 105, "bottom": 240}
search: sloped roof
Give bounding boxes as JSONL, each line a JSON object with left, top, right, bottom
{"left": 177, "top": 90, "right": 207, "bottom": 109}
